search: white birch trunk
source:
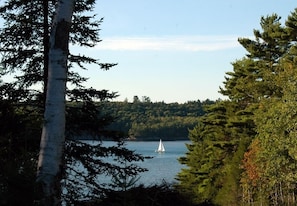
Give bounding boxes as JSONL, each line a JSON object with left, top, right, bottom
{"left": 37, "top": 1, "right": 75, "bottom": 205}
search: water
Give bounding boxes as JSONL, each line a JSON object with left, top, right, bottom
{"left": 64, "top": 140, "right": 189, "bottom": 203}
{"left": 102, "top": 140, "right": 190, "bottom": 186}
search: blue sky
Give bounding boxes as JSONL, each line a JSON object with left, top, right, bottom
{"left": 81, "top": 0, "right": 296, "bottom": 103}
{"left": 8, "top": 1, "right": 297, "bottom": 103}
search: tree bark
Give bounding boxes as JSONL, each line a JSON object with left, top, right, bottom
{"left": 36, "top": 1, "right": 75, "bottom": 205}
{"left": 43, "top": 0, "right": 49, "bottom": 110}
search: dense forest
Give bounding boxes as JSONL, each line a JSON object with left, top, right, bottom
{"left": 96, "top": 98, "right": 215, "bottom": 140}
{"left": 177, "top": 9, "right": 297, "bottom": 206}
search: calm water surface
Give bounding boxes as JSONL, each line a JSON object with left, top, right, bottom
{"left": 102, "top": 140, "right": 190, "bottom": 186}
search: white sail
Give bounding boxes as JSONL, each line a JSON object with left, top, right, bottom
{"left": 156, "top": 139, "right": 165, "bottom": 153}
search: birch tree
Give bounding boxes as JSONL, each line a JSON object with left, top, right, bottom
{"left": 36, "top": 1, "right": 75, "bottom": 205}
{"left": 0, "top": 1, "right": 147, "bottom": 204}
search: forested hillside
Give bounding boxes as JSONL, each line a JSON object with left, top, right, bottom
{"left": 177, "top": 10, "right": 297, "bottom": 205}
{"left": 97, "top": 98, "right": 215, "bottom": 140}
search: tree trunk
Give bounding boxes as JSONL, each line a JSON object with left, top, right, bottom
{"left": 36, "top": 1, "right": 75, "bottom": 205}
{"left": 43, "top": 0, "right": 49, "bottom": 109}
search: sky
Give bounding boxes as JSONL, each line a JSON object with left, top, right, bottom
{"left": 80, "top": 0, "right": 297, "bottom": 103}
{"left": 4, "top": 1, "right": 297, "bottom": 103}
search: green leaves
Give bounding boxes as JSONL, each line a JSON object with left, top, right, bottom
{"left": 178, "top": 8, "right": 297, "bottom": 205}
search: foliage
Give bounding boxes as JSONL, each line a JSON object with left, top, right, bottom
{"left": 80, "top": 184, "right": 199, "bottom": 206}
{"left": 241, "top": 45, "right": 297, "bottom": 205}
{"left": 0, "top": 82, "right": 42, "bottom": 206}
{"left": 0, "top": 1, "right": 143, "bottom": 205}
{"left": 177, "top": 8, "right": 297, "bottom": 205}
{"left": 176, "top": 101, "right": 249, "bottom": 205}
{"left": 63, "top": 140, "right": 147, "bottom": 205}
{"left": 99, "top": 99, "right": 214, "bottom": 140}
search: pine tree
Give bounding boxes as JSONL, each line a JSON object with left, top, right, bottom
{"left": 241, "top": 43, "right": 297, "bottom": 206}
{"left": 177, "top": 101, "right": 237, "bottom": 204}
{"left": 0, "top": 1, "right": 144, "bottom": 205}
{"left": 177, "top": 12, "right": 295, "bottom": 205}
{"left": 239, "top": 10, "right": 297, "bottom": 205}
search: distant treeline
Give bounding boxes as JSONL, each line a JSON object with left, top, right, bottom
{"left": 97, "top": 98, "right": 215, "bottom": 140}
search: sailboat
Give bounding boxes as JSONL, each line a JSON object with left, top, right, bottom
{"left": 155, "top": 139, "right": 165, "bottom": 153}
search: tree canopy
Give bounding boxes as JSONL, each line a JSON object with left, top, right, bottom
{"left": 98, "top": 99, "right": 214, "bottom": 140}
{"left": 177, "top": 9, "right": 297, "bottom": 205}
